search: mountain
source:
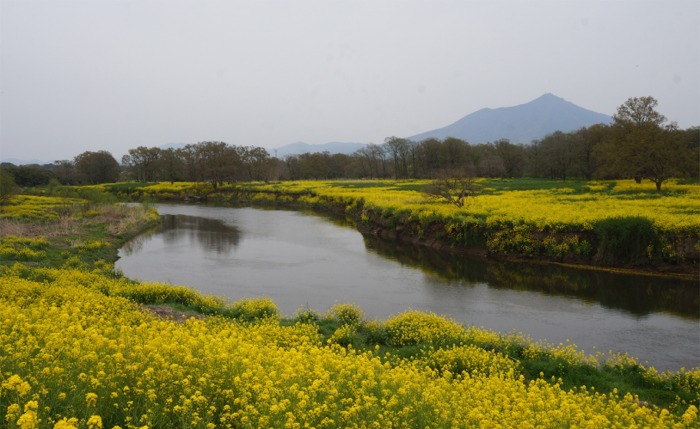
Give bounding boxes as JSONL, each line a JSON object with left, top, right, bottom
{"left": 1, "top": 158, "right": 49, "bottom": 166}
{"left": 408, "top": 93, "right": 612, "bottom": 144}
{"left": 159, "top": 143, "right": 188, "bottom": 150}
{"left": 274, "top": 141, "right": 367, "bottom": 157}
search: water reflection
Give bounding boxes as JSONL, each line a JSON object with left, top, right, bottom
{"left": 116, "top": 204, "right": 699, "bottom": 370}
{"left": 362, "top": 235, "right": 699, "bottom": 319}
{"left": 122, "top": 214, "right": 241, "bottom": 256}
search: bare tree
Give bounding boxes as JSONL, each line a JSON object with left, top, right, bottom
{"left": 423, "top": 169, "right": 479, "bottom": 207}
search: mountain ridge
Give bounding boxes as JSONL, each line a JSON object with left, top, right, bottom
{"left": 273, "top": 141, "right": 367, "bottom": 157}
{"left": 408, "top": 93, "right": 612, "bottom": 144}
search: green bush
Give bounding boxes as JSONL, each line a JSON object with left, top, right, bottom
{"left": 0, "top": 169, "right": 16, "bottom": 204}
{"left": 326, "top": 303, "right": 364, "bottom": 326}
{"left": 327, "top": 324, "right": 360, "bottom": 347}
{"left": 230, "top": 297, "right": 280, "bottom": 322}
{"left": 294, "top": 306, "right": 321, "bottom": 324}
{"left": 593, "top": 217, "right": 658, "bottom": 265}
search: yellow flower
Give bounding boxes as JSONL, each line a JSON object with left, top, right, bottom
{"left": 2, "top": 374, "right": 31, "bottom": 396}
{"left": 5, "top": 403, "right": 21, "bottom": 422}
{"left": 16, "top": 402, "right": 40, "bottom": 429}
{"left": 87, "top": 415, "right": 103, "bottom": 429}
{"left": 85, "top": 392, "right": 98, "bottom": 407}
{"left": 52, "top": 417, "right": 79, "bottom": 429}
{"left": 682, "top": 405, "right": 698, "bottom": 426}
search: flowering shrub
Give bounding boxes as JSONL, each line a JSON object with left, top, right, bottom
{"left": 294, "top": 306, "right": 320, "bottom": 324}
{"left": 230, "top": 297, "right": 280, "bottom": 322}
{"left": 423, "top": 344, "right": 520, "bottom": 377}
{"left": 326, "top": 303, "right": 364, "bottom": 326}
{"left": 384, "top": 310, "right": 465, "bottom": 347}
{"left": 327, "top": 324, "right": 358, "bottom": 347}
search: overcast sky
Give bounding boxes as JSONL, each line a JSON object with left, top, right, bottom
{"left": 1, "top": 0, "right": 698, "bottom": 163}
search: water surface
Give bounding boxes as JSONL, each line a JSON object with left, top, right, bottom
{"left": 116, "top": 204, "right": 700, "bottom": 371}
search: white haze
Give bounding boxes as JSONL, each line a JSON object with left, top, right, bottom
{"left": 1, "top": 0, "right": 698, "bottom": 162}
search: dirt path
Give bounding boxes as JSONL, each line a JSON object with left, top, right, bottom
{"left": 141, "top": 305, "right": 206, "bottom": 323}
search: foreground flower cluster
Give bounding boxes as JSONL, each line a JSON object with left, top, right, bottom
{"left": 1, "top": 265, "right": 698, "bottom": 429}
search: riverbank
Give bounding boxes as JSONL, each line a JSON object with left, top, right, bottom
{"left": 1, "top": 193, "right": 698, "bottom": 427}
{"left": 97, "top": 179, "right": 699, "bottom": 278}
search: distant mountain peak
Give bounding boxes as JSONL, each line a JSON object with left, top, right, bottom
{"left": 408, "top": 94, "right": 612, "bottom": 144}
{"left": 274, "top": 141, "right": 367, "bottom": 157}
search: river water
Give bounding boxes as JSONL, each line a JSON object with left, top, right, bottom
{"left": 116, "top": 204, "right": 699, "bottom": 371}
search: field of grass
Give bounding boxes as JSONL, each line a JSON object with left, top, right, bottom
{"left": 0, "top": 193, "right": 158, "bottom": 270}
{"left": 1, "top": 191, "right": 699, "bottom": 428}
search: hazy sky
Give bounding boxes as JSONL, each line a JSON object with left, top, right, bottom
{"left": 1, "top": 0, "right": 698, "bottom": 163}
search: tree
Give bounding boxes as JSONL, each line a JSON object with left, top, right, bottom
{"left": 122, "top": 146, "right": 161, "bottom": 182}
{"left": 597, "top": 96, "right": 693, "bottom": 191}
{"left": 440, "top": 137, "right": 471, "bottom": 172}
{"left": 575, "top": 124, "right": 610, "bottom": 180}
{"left": 614, "top": 96, "right": 666, "bottom": 129}
{"left": 159, "top": 148, "right": 186, "bottom": 183}
{"left": 384, "top": 136, "right": 413, "bottom": 179}
{"left": 0, "top": 168, "right": 16, "bottom": 204}
{"left": 354, "top": 144, "right": 388, "bottom": 178}
{"left": 415, "top": 138, "right": 442, "bottom": 177}
{"left": 493, "top": 139, "right": 526, "bottom": 177}
{"left": 473, "top": 143, "right": 506, "bottom": 177}
{"left": 532, "top": 132, "right": 577, "bottom": 180}
{"left": 423, "top": 168, "right": 479, "bottom": 207}
{"left": 51, "top": 160, "right": 77, "bottom": 184}
{"left": 235, "top": 146, "right": 273, "bottom": 181}
{"left": 194, "top": 142, "right": 238, "bottom": 188}
{"left": 5, "top": 164, "right": 56, "bottom": 187}
{"left": 74, "top": 151, "right": 121, "bottom": 184}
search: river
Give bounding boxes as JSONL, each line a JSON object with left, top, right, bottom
{"left": 116, "top": 203, "right": 700, "bottom": 371}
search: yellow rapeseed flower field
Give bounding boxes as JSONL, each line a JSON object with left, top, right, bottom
{"left": 232, "top": 178, "right": 699, "bottom": 233}
{"left": 1, "top": 267, "right": 698, "bottom": 428}
{"left": 201, "top": 178, "right": 698, "bottom": 264}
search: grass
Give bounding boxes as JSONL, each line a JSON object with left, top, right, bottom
{"left": 0, "top": 197, "right": 159, "bottom": 270}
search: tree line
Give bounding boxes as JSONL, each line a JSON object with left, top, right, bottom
{"left": 2, "top": 96, "right": 698, "bottom": 192}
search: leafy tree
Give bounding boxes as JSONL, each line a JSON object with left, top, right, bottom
{"left": 384, "top": 136, "right": 413, "bottom": 178}
{"left": 159, "top": 148, "right": 187, "bottom": 183}
{"left": 235, "top": 146, "right": 273, "bottom": 181}
{"left": 474, "top": 143, "right": 506, "bottom": 177}
{"left": 194, "top": 142, "right": 238, "bottom": 188}
{"left": 122, "top": 146, "right": 161, "bottom": 182}
{"left": 440, "top": 137, "right": 471, "bottom": 172}
{"left": 51, "top": 160, "right": 77, "bottom": 184}
{"left": 597, "top": 96, "right": 693, "bottom": 190}
{"left": 575, "top": 124, "right": 610, "bottom": 180}
{"left": 531, "top": 132, "right": 578, "bottom": 180}
{"left": 493, "top": 139, "right": 527, "bottom": 177}
{"left": 5, "top": 164, "right": 56, "bottom": 187}
{"left": 0, "top": 168, "right": 16, "bottom": 203}
{"left": 74, "top": 150, "right": 121, "bottom": 184}
{"left": 414, "top": 138, "right": 442, "bottom": 177}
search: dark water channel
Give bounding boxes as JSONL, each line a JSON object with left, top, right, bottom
{"left": 116, "top": 204, "right": 700, "bottom": 371}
